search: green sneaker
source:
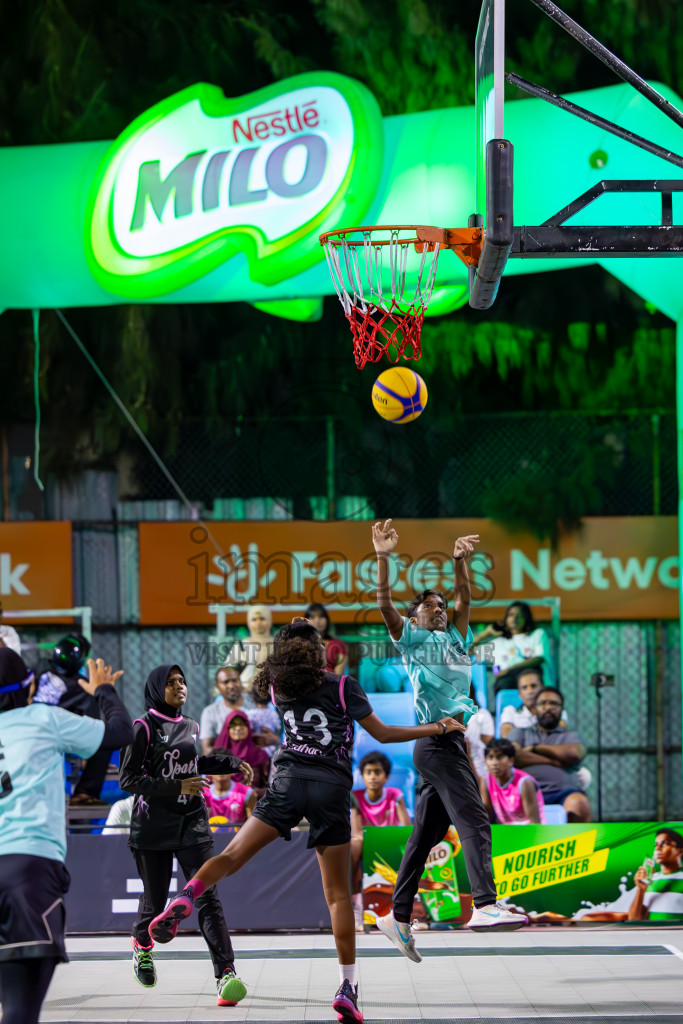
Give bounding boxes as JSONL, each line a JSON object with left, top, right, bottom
{"left": 131, "top": 937, "right": 156, "bottom": 987}
{"left": 217, "top": 967, "right": 247, "bottom": 1006}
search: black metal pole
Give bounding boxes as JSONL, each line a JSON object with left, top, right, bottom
{"left": 596, "top": 685, "right": 602, "bottom": 822}
{"left": 527, "top": 0, "right": 683, "bottom": 132}
{"left": 506, "top": 73, "right": 683, "bottom": 171}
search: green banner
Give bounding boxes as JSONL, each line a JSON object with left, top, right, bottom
{"left": 363, "top": 822, "right": 683, "bottom": 926}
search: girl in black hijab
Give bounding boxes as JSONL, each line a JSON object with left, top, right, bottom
{"left": 119, "top": 663, "right": 253, "bottom": 1007}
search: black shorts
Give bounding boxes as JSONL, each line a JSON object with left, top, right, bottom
{"left": 0, "top": 854, "right": 70, "bottom": 963}
{"left": 252, "top": 775, "right": 351, "bottom": 849}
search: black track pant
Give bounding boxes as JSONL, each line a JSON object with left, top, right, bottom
{"left": 131, "top": 840, "right": 234, "bottom": 977}
{"left": 392, "top": 731, "right": 498, "bottom": 922}
{"left": 0, "top": 956, "right": 58, "bottom": 1024}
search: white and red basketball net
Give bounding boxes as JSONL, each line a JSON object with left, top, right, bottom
{"left": 321, "top": 229, "right": 441, "bottom": 369}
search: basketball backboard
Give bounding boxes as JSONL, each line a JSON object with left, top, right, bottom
{"left": 321, "top": 0, "right": 683, "bottom": 330}
{"left": 474, "top": 0, "right": 506, "bottom": 224}
{"left": 469, "top": 0, "right": 683, "bottom": 310}
{"left": 471, "top": 0, "right": 514, "bottom": 309}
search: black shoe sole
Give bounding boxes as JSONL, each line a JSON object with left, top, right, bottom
{"left": 150, "top": 902, "right": 191, "bottom": 944}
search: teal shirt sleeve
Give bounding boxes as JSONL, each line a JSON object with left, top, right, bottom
{"left": 52, "top": 706, "right": 105, "bottom": 759}
{"left": 392, "top": 617, "right": 415, "bottom": 653}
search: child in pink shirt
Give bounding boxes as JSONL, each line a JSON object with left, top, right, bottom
{"left": 480, "top": 739, "right": 546, "bottom": 825}
{"left": 204, "top": 775, "right": 255, "bottom": 826}
{"left": 351, "top": 752, "right": 412, "bottom": 930}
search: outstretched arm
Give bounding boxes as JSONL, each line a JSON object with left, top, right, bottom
{"left": 358, "top": 711, "right": 465, "bottom": 743}
{"left": 453, "top": 535, "right": 479, "bottom": 639}
{"left": 372, "top": 519, "right": 403, "bottom": 641}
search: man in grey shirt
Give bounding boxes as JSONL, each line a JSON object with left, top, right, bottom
{"left": 199, "top": 667, "right": 280, "bottom": 757}
{"left": 199, "top": 667, "right": 254, "bottom": 755}
{"left": 508, "top": 686, "right": 592, "bottom": 822}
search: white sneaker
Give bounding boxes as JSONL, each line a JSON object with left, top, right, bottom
{"left": 375, "top": 911, "right": 422, "bottom": 963}
{"left": 467, "top": 901, "right": 528, "bottom": 931}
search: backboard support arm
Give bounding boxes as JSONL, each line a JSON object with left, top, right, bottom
{"left": 506, "top": 73, "right": 683, "bottom": 172}
{"left": 527, "top": 0, "right": 683, "bottom": 132}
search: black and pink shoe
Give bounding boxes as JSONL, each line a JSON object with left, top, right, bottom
{"left": 332, "top": 980, "right": 362, "bottom": 1022}
{"left": 149, "top": 887, "right": 195, "bottom": 944}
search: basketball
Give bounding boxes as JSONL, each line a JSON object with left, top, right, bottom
{"left": 371, "top": 367, "right": 428, "bottom": 423}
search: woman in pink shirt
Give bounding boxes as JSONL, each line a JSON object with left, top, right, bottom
{"left": 480, "top": 739, "right": 546, "bottom": 825}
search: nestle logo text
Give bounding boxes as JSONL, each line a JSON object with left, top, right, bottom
{"left": 232, "top": 101, "right": 319, "bottom": 143}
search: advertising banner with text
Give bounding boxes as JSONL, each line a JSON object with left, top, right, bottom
{"left": 0, "top": 522, "right": 72, "bottom": 618}
{"left": 362, "top": 821, "right": 683, "bottom": 926}
{"left": 138, "top": 516, "right": 678, "bottom": 625}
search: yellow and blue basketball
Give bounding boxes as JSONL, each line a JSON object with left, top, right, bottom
{"left": 371, "top": 367, "right": 428, "bottom": 424}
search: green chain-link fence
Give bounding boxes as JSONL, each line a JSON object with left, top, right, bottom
{"left": 124, "top": 410, "right": 676, "bottom": 521}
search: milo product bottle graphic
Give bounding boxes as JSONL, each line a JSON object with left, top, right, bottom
{"left": 420, "top": 832, "right": 461, "bottom": 922}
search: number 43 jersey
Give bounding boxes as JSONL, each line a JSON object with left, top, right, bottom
{"left": 272, "top": 673, "right": 373, "bottom": 787}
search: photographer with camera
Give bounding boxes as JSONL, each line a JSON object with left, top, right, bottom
{"left": 508, "top": 686, "right": 592, "bottom": 822}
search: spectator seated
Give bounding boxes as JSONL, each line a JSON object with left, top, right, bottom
{"left": 352, "top": 761, "right": 417, "bottom": 817}
{"left": 495, "top": 689, "right": 523, "bottom": 737}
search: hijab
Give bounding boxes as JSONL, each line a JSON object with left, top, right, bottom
{"left": 214, "top": 708, "right": 270, "bottom": 767}
{"left": 245, "top": 605, "right": 273, "bottom": 666}
{"left": 144, "top": 663, "right": 184, "bottom": 719}
{"left": 0, "top": 648, "right": 35, "bottom": 712}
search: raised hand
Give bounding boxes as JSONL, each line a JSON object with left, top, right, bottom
{"left": 439, "top": 717, "right": 467, "bottom": 734}
{"left": 454, "top": 535, "right": 480, "bottom": 560}
{"left": 372, "top": 519, "right": 399, "bottom": 554}
{"left": 79, "top": 657, "right": 124, "bottom": 696}
{"left": 633, "top": 866, "right": 650, "bottom": 891}
{"left": 238, "top": 760, "right": 255, "bottom": 785}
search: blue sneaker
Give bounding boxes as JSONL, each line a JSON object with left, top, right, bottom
{"left": 375, "top": 911, "right": 421, "bottom": 963}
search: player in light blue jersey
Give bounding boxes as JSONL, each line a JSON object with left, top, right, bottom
{"left": 371, "top": 519, "right": 527, "bottom": 962}
{"left": 0, "top": 650, "right": 132, "bottom": 1024}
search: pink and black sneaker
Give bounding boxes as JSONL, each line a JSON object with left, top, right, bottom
{"left": 149, "top": 886, "right": 195, "bottom": 944}
{"left": 332, "top": 980, "right": 363, "bottom": 1022}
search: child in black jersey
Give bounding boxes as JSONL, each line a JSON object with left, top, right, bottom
{"left": 149, "top": 619, "right": 463, "bottom": 1024}
{"left": 119, "top": 664, "right": 254, "bottom": 1006}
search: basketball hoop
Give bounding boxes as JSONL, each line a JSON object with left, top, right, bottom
{"left": 320, "top": 225, "right": 482, "bottom": 368}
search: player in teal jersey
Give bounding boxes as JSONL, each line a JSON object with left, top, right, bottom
{"left": 371, "top": 519, "right": 528, "bottom": 961}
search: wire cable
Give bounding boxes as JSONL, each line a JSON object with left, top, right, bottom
{"left": 54, "top": 308, "right": 224, "bottom": 556}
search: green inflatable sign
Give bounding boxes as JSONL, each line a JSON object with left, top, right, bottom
{"left": 86, "top": 74, "right": 383, "bottom": 299}
{"left": 4, "top": 72, "right": 683, "bottom": 324}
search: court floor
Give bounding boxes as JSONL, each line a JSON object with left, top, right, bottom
{"left": 38, "top": 928, "right": 683, "bottom": 1024}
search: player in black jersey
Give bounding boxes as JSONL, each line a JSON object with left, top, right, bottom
{"left": 119, "top": 663, "right": 254, "bottom": 1007}
{"left": 149, "top": 619, "right": 463, "bottom": 1024}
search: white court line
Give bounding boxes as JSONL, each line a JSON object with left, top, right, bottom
{"left": 663, "top": 942, "right": 683, "bottom": 962}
